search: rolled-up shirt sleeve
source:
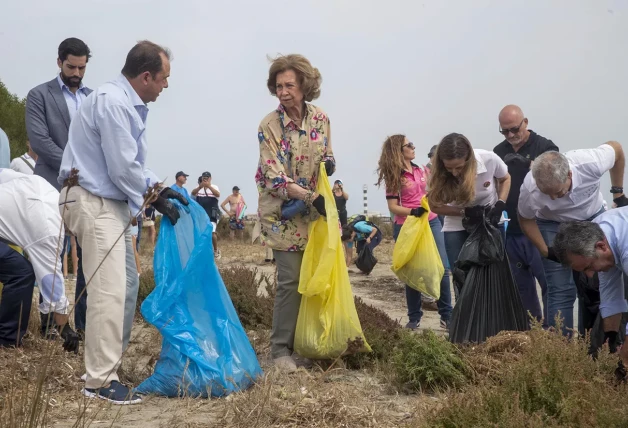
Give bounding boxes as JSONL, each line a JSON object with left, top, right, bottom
{"left": 97, "top": 103, "right": 150, "bottom": 214}
{"left": 257, "top": 123, "right": 293, "bottom": 201}
{"left": 599, "top": 266, "right": 628, "bottom": 318}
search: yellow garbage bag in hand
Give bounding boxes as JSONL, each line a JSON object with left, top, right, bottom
{"left": 294, "top": 164, "right": 371, "bottom": 359}
{"left": 391, "top": 196, "right": 444, "bottom": 299}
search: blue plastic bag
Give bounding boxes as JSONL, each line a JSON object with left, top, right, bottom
{"left": 136, "top": 198, "right": 263, "bottom": 398}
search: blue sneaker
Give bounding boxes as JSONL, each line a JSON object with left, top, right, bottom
{"left": 83, "top": 381, "right": 142, "bottom": 405}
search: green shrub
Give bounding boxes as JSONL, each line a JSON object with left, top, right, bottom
{"left": 219, "top": 265, "right": 275, "bottom": 330}
{"left": 392, "top": 329, "right": 471, "bottom": 393}
{"left": 426, "top": 326, "right": 628, "bottom": 427}
{"left": 344, "top": 296, "right": 401, "bottom": 369}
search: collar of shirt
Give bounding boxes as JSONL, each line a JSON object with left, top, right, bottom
{"left": 113, "top": 74, "right": 149, "bottom": 124}
{"left": 401, "top": 162, "right": 421, "bottom": 176}
{"left": 278, "top": 103, "right": 312, "bottom": 130}
{"left": 56, "top": 74, "right": 87, "bottom": 95}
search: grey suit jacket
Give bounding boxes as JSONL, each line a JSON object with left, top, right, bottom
{"left": 25, "top": 78, "right": 92, "bottom": 190}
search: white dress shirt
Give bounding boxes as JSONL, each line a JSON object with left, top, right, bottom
{"left": 518, "top": 144, "right": 616, "bottom": 222}
{"left": 593, "top": 207, "right": 628, "bottom": 324}
{"left": 58, "top": 74, "right": 161, "bottom": 215}
{"left": 0, "top": 169, "right": 68, "bottom": 314}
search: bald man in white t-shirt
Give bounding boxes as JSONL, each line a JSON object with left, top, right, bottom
{"left": 518, "top": 142, "right": 627, "bottom": 334}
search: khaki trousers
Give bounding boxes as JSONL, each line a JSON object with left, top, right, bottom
{"left": 59, "top": 186, "right": 129, "bottom": 389}
{"left": 270, "top": 250, "right": 304, "bottom": 358}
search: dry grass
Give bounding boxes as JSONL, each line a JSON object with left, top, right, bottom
{"left": 6, "top": 238, "right": 628, "bottom": 427}
{"left": 215, "top": 366, "right": 414, "bottom": 427}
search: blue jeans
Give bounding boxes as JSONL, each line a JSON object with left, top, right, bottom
{"left": 537, "top": 208, "right": 604, "bottom": 334}
{"left": 394, "top": 218, "right": 452, "bottom": 323}
{"left": 444, "top": 224, "right": 506, "bottom": 298}
{"left": 537, "top": 219, "right": 576, "bottom": 332}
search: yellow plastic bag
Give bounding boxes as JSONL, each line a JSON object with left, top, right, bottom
{"left": 294, "top": 163, "right": 371, "bottom": 359}
{"left": 391, "top": 196, "right": 444, "bottom": 299}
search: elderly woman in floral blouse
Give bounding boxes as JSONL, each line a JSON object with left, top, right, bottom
{"left": 256, "top": 54, "right": 335, "bottom": 372}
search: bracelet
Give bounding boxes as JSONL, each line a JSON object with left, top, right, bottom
{"left": 611, "top": 186, "right": 624, "bottom": 194}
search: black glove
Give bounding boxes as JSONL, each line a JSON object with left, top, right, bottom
{"left": 324, "top": 159, "right": 335, "bottom": 177}
{"left": 312, "top": 195, "right": 326, "bottom": 217}
{"left": 152, "top": 196, "right": 181, "bottom": 225}
{"left": 605, "top": 331, "right": 619, "bottom": 354}
{"left": 57, "top": 324, "right": 79, "bottom": 354}
{"left": 160, "top": 187, "right": 189, "bottom": 206}
{"left": 410, "top": 207, "right": 427, "bottom": 217}
{"left": 488, "top": 200, "right": 506, "bottom": 226}
{"left": 464, "top": 205, "right": 487, "bottom": 219}
{"left": 546, "top": 246, "right": 560, "bottom": 263}
{"left": 503, "top": 153, "right": 531, "bottom": 167}
{"left": 614, "top": 195, "right": 628, "bottom": 208}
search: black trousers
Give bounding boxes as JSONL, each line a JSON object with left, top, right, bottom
{"left": 0, "top": 242, "right": 35, "bottom": 347}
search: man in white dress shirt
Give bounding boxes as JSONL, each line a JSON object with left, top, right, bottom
{"left": 518, "top": 142, "right": 627, "bottom": 333}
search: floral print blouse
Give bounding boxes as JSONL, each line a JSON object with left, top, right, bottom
{"left": 256, "top": 103, "right": 335, "bottom": 251}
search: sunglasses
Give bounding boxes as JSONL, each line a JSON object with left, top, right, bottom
{"left": 499, "top": 118, "right": 525, "bottom": 136}
{"left": 402, "top": 142, "right": 415, "bottom": 150}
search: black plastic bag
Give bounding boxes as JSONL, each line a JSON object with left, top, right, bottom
{"left": 457, "top": 215, "right": 504, "bottom": 269}
{"left": 449, "top": 213, "right": 529, "bottom": 344}
{"left": 356, "top": 245, "right": 377, "bottom": 275}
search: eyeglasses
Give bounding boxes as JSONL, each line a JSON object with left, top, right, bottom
{"left": 499, "top": 119, "right": 525, "bottom": 136}
{"left": 403, "top": 142, "right": 415, "bottom": 150}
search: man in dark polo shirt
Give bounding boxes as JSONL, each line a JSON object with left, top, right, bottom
{"left": 494, "top": 104, "right": 558, "bottom": 326}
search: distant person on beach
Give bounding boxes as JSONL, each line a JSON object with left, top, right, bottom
{"left": 193, "top": 172, "right": 221, "bottom": 258}
{"left": 221, "top": 186, "right": 247, "bottom": 240}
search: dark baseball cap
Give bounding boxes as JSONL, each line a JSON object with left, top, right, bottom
{"left": 201, "top": 171, "right": 212, "bottom": 178}
{"left": 428, "top": 145, "right": 438, "bottom": 158}
{"left": 175, "top": 171, "right": 189, "bottom": 178}
{"left": 233, "top": 186, "right": 240, "bottom": 191}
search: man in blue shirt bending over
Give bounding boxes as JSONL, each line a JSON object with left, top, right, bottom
{"left": 553, "top": 207, "right": 628, "bottom": 368}
{"left": 58, "top": 40, "right": 187, "bottom": 405}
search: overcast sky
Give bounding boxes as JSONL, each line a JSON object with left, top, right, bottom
{"left": 2, "top": 0, "right": 627, "bottom": 214}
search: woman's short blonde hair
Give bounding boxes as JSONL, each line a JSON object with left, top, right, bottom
{"left": 267, "top": 54, "right": 322, "bottom": 102}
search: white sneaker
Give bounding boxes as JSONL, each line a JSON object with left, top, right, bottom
{"left": 215, "top": 249, "right": 222, "bottom": 260}
{"left": 273, "top": 356, "right": 297, "bottom": 373}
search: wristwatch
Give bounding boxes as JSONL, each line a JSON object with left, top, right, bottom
{"left": 610, "top": 186, "right": 624, "bottom": 194}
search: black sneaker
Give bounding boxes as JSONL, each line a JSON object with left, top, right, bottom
{"left": 83, "top": 381, "right": 142, "bottom": 405}
{"left": 405, "top": 320, "right": 420, "bottom": 330}
{"left": 440, "top": 319, "right": 450, "bottom": 330}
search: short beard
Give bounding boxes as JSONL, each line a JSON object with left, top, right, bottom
{"left": 60, "top": 72, "right": 82, "bottom": 88}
